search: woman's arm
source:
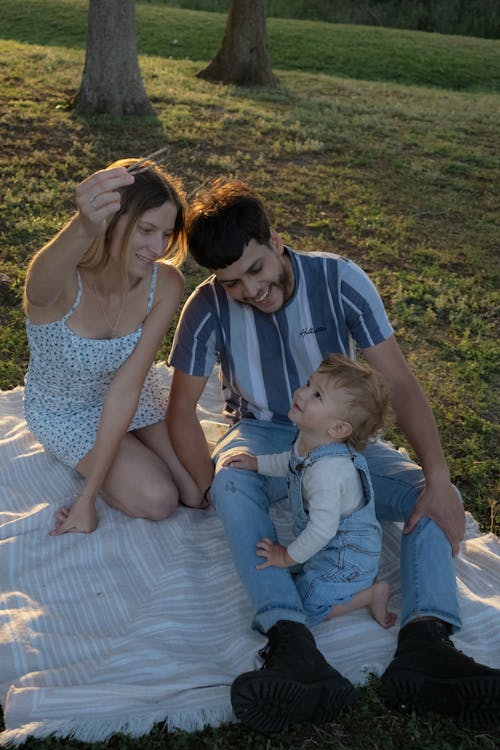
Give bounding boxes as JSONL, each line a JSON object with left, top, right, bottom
{"left": 25, "top": 167, "right": 134, "bottom": 309}
{"left": 51, "top": 265, "right": 184, "bottom": 535}
{"left": 166, "top": 369, "right": 213, "bottom": 494}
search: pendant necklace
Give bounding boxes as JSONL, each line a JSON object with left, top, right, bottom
{"left": 89, "top": 280, "right": 125, "bottom": 338}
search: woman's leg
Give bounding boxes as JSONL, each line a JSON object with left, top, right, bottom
{"left": 77, "top": 428, "right": 179, "bottom": 520}
{"left": 133, "top": 420, "right": 203, "bottom": 507}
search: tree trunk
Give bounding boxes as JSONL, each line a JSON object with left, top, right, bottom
{"left": 197, "top": 0, "right": 277, "bottom": 86}
{"left": 74, "top": 0, "right": 154, "bottom": 116}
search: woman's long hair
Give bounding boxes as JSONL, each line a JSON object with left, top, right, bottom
{"left": 78, "top": 158, "right": 188, "bottom": 291}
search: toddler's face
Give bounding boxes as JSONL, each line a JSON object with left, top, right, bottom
{"left": 288, "top": 371, "right": 352, "bottom": 440}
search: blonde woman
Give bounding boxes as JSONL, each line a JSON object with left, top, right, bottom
{"left": 24, "top": 158, "right": 203, "bottom": 535}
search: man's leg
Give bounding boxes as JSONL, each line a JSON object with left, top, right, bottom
{"left": 364, "top": 440, "right": 500, "bottom": 727}
{"left": 212, "top": 419, "right": 356, "bottom": 730}
{"left": 212, "top": 421, "right": 304, "bottom": 630}
{"left": 363, "top": 440, "right": 460, "bottom": 629}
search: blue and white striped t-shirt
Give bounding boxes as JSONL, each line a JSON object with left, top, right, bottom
{"left": 169, "top": 248, "right": 393, "bottom": 424}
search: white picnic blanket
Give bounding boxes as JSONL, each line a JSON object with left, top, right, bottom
{"left": 1, "top": 365, "right": 499, "bottom": 745}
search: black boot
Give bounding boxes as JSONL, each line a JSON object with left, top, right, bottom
{"left": 380, "top": 619, "right": 500, "bottom": 728}
{"left": 231, "top": 620, "right": 356, "bottom": 732}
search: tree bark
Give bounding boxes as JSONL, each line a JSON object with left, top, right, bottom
{"left": 74, "top": 0, "right": 154, "bottom": 116}
{"left": 197, "top": 0, "right": 277, "bottom": 86}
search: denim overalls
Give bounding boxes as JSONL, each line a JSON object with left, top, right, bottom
{"left": 289, "top": 440, "right": 382, "bottom": 626}
{"left": 213, "top": 417, "right": 461, "bottom": 634}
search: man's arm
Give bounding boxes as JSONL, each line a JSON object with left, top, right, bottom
{"left": 362, "top": 335, "right": 465, "bottom": 555}
{"left": 166, "top": 369, "right": 214, "bottom": 496}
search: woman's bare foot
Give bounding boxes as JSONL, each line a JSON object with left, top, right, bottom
{"left": 368, "top": 580, "right": 397, "bottom": 628}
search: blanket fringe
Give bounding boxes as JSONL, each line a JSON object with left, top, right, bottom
{"left": 0, "top": 705, "right": 235, "bottom": 747}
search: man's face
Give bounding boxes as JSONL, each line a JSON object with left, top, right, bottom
{"left": 213, "top": 238, "right": 295, "bottom": 314}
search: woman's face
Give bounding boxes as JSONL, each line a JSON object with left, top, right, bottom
{"left": 110, "top": 200, "right": 178, "bottom": 276}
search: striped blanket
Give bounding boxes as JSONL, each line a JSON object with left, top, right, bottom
{"left": 1, "top": 366, "right": 499, "bottom": 745}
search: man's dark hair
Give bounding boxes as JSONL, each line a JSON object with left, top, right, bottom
{"left": 186, "top": 178, "right": 271, "bottom": 269}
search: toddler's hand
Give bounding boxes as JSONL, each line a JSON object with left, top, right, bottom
{"left": 222, "top": 452, "right": 258, "bottom": 471}
{"left": 256, "top": 537, "right": 295, "bottom": 569}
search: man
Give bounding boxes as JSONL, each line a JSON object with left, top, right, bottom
{"left": 167, "top": 178, "right": 499, "bottom": 732}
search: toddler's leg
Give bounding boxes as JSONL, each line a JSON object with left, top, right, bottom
{"left": 326, "top": 581, "right": 396, "bottom": 629}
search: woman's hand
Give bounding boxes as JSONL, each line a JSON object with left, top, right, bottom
{"left": 75, "top": 167, "right": 135, "bottom": 236}
{"left": 179, "top": 488, "right": 212, "bottom": 510}
{"left": 50, "top": 495, "right": 99, "bottom": 535}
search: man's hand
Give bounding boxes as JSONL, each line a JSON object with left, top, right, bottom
{"left": 256, "top": 537, "right": 296, "bottom": 568}
{"left": 404, "top": 481, "right": 465, "bottom": 556}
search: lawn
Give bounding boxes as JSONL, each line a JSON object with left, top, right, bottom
{"left": 0, "top": 1, "right": 499, "bottom": 748}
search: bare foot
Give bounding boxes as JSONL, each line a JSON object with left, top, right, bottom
{"left": 369, "top": 581, "right": 397, "bottom": 628}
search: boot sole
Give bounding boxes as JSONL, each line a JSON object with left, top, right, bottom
{"left": 231, "top": 671, "right": 357, "bottom": 732}
{"left": 380, "top": 671, "right": 500, "bottom": 728}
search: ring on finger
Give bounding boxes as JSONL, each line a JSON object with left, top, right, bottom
{"left": 90, "top": 194, "right": 98, "bottom": 208}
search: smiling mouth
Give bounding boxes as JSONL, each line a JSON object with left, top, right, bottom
{"left": 136, "top": 253, "right": 154, "bottom": 264}
{"left": 254, "top": 285, "right": 271, "bottom": 303}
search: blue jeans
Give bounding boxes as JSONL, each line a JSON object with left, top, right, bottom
{"left": 212, "top": 419, "right": 461, "bottom": 634}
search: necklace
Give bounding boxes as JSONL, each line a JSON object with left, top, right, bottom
{"left": 89, "top": 280, "right": 125, "bottom": 338}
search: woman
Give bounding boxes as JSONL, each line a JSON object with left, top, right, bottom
{"left": 23, "top": 157, "right": 204, "bottom": 535}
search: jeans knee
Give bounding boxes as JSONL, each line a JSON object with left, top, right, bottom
{"left": 402, "top": 481, "right": 462, "bottom": 525}
{"left": 211, "top": 467, "right": 240, "bottom": 511}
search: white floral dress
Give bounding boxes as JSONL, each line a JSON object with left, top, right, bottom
{"left": 24, "top": 265, "right": 168, "bottom": 468}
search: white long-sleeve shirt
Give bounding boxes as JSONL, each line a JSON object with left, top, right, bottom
{"left": 257, "top": 444, "right": 364, "bottom": 564}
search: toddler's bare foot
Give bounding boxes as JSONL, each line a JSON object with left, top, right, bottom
{"left": 369, "top": 581, "right": 397, "bottom": 628}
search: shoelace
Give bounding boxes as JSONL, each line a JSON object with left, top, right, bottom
{"left": 258, "top": 627, "right": 296, "bottom": 667}
{"left": 258, "top": 643, "right": 271, "bottom": 667}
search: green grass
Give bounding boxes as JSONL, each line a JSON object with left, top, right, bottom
{"left": 140, "top": 0, "right": 500, "bottom": 39}
{"left": 1, "top": 0, "right": 500, "bottom": 91}
{"left": 0, "top": 1, "right": 499, "bottom": 747}
{"left": 4, "top": 681, "right": 499, "bottom": 750}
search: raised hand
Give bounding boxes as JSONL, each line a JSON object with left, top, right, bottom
{"left": 75, "top": 166, "right": 135, "bottom": 236}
